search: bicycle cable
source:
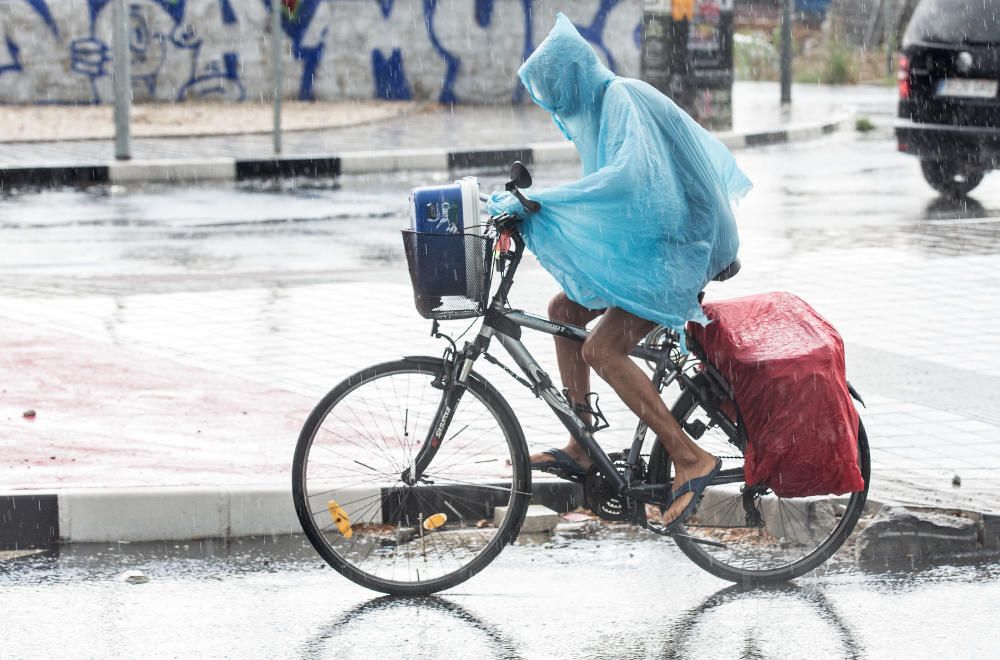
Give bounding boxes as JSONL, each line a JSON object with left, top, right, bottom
{"left": 481, "top": 351, "right": 538, "bottom": 396}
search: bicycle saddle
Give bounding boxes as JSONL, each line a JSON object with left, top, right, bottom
{"left": 711, "top": 258, "right": 741, "bottom": 282}
{"left": 699, "top": 259, "right": 740, "bottom": 304}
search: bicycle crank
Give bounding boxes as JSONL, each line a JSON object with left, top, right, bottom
{"left": 670, "top": 532, "right": 726, "bottom": 548}
{"left": 643, "top": 520, "right": 728, "bottom": 548}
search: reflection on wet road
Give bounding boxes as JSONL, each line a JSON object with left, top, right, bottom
{"left": 2, "top": 533, "right": 999, "bottom": 658}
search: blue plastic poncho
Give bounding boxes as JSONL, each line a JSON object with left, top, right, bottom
{"left": 489, "top": 13, "right": 752, "bottom": 337}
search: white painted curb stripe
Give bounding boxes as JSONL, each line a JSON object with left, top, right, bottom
{"left": 109, "top": 157, "right": 236, "bottom": 184}
{"left": 45, "top": 485, "right": 380, "bottom": 543}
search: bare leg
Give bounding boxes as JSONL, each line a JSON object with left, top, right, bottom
{"left": 582, "top": 308, "right": 717, "bottom": 525}
{"left": 530, "top": 293, "right": 603, "bottom": 470}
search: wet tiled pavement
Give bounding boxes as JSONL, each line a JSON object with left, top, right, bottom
{"left": 2, "top": 111, "right": 1000, "bottom": 515}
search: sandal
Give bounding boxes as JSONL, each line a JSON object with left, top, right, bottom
{"left": 662, "top": 458, "right": 723, "bottom": 533}
{"left": 530, "top": 448, "right": 589, "bottom": 483}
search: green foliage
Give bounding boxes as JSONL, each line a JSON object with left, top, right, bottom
{"left": 823, "top": 43, "right": 857, "bottom": 85}
{"left": 734, "top": 32, "right": 779, "bottom": 81}
{"left": 855, "top": 117, "right": 876, "bottom": 132}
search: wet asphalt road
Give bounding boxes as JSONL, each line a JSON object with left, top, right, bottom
{"left": 3, "top": 531, "right": 1000, "bottom": 659}
{"left": 3, "top": 123, "right": 1000, "bottom": 657}
{"left": 1, "top": 124, "right": 998, "bottom": 296}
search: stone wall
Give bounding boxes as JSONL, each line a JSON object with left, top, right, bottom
{"left": 0, "top": 0, "right": 642, "bottom": 105}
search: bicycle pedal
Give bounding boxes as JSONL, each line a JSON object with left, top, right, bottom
{"left": 536, "top": 464, "right": 587, "bottom": 484}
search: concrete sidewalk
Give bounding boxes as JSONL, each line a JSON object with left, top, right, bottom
{"left": 0, "top": 82, "right": 866, "bottom": 186}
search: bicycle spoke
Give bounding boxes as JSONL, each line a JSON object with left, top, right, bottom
{"left": 294, "top": 364, "right": 527, "bottom": 592}
{"left": 649, "top": 374, "right": 869, "bottom": 582}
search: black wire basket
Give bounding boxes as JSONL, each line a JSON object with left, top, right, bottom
{"left": 401, "top": 230, "right": 494, "bottom": 320}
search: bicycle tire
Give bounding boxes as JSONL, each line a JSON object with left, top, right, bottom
{"left": 293, "top": 357, "right": 531, "bottom": 595}
{"left": 648, "top": 374, "right": 870, "bottom": 585}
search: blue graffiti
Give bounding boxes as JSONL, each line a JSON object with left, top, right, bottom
{"left": 0, "top": 37, "right": 22, "bottom": 77}
{"left": 386, "top": 0, "right": 620, "bottom": 105}
{"left": 374, "top": 0, "right": 460, "bottom": 103}
{"left": 472, "top": 0, "right": 534, "bottom": 103}
{"left": 152, "top": 0, "right": 186, "bottom": 24}
{"left": 377, "top": 0, "right": 396, "bottom": 19}
{"left": 67, "top": 0, "right": 244, "bottom": 103}
{"left": 4, "top": 0, "right": 638, "bottom": 106}
{"left": 475, "top": 0, "right": 493, "bottom": 29}
{"left": 219, "top": 0, "right": 238, "bottom": 24}
{"left": 372, "top": 48, "right": 411, "bottom": 100}
{"left": 24, "top": 0, "right": 59, "bottom": 38}
{"left": 574, "top": 0, "right": 623, "bottom": 73}
{"left": 262, "top": 0, "right": 325, "bottom": 101}
{"left": 179, "top": 50, "right": 244, "bottom": 100}
{"left": 0, "top": 0, "right": 57, "bottom": 81}
{"left": 423, "top": 0, "right": 459, "bottom": 104}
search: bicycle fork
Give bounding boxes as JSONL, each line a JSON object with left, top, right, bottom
{"left": 400, "top": 341, "right": 483, "bottom": 486}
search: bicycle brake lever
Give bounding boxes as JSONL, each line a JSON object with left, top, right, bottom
{"left": 511, "top": 189, "right": 541, "bottom": 214}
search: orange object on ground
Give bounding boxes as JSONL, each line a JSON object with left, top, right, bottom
{"left": 327, "top": 500, "right": 353, "bottom": 538}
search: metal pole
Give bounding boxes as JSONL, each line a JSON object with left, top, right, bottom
{"left": 112, "top": 0, "right": 131, "bottom": 160}
{"left": 780, "top": 0, "right": 792, "bottom": 105}
{"left": 271, "top": 0, "right": 283, "bottom": 155}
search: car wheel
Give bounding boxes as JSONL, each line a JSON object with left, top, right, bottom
{"left": 920, "top": 160, "right": 985, "bottom": 197}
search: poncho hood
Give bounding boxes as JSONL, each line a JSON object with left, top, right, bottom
{"left": 512, "top": 15, "right": 752, "bottom": 341}
{"left": 518, "top": 13, "right": 614, "bottom": 170}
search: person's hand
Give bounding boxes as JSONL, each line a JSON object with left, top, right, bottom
{"left": 486, "top": 191, "right": 526, "bottom": 218}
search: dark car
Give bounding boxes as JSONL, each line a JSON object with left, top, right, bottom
{"left": 896, "top": 0, "right": 999, "bottom": 196}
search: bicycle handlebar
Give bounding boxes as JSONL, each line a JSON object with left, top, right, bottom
{"left": 478, "top": 160, "right": 541, "bottom": 217}
{"left": 478, "top": 190, "right": 541, "bottom": 218}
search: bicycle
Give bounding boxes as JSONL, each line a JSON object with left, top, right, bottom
{"left": 292, "top": 163, "right": 871, "bottom": 596}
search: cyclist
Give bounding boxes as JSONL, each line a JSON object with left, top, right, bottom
{"left": 487, "top": 14, "right": 752, "bottom": 530}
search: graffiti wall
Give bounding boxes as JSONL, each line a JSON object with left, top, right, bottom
{"left": 0, "top": 0, "right": 642, "bottom": 104}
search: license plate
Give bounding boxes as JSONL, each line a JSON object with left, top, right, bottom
{"left": 936, "top": 78, "right": 999, "bottom": 98}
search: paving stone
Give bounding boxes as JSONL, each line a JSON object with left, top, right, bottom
{"left": 982, "top": 514, "right": 1000, "bottom": 551}
{"left": 855, "top": 507, "right": 979, "bottom": 564}
{"left": 495, "top": 504, "right": 560, "bottom": 534}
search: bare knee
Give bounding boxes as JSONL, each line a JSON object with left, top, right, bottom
{"left": 581, "top": 334, "right": 614, "bottom": 372}
{"left": 548, "top": 293, "right": 585, "bottom": 324}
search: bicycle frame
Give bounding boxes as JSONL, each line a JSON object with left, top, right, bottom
{"left": 407, "top": 228, "right": 745, "bottom": 507}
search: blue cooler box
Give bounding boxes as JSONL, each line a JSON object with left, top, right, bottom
{"left": 408, "top": 177, "right": 483, "bottom": 299}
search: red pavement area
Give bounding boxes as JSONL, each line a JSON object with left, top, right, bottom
{"left": 1, "top": 318, "right": 313, "bottom": 490}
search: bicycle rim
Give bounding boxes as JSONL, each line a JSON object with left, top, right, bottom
{"left": 651, "top": 381, "right": 870, "bottom": 584}
{"left": 293, "top": 359, "right": 530, "bottom": 594}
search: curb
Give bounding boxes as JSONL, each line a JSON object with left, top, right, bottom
{"left": 5, "top": 478, "right": 1000, "bottom": 564}
{"left": 0, "top": 481, "right": 584, "bottom": 549}
{"left": 0, "top": 113, "right": 854, "bottom": 189}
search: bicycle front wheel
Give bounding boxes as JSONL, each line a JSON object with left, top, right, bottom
{"left": 649, "top": 374, "right": 870, "bottom": 585}
{"left": 293, "top": 357, "right": 531, "bottom": 595}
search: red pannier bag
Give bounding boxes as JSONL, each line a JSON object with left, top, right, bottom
{"left": 686, "top": 292, "right": 865, "bottom": 498}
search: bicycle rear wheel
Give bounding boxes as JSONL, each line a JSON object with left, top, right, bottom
{"left": 649, "top": 374, "right": 870, "bottom": 585}
{"left": 293, "top": 357, "right": 531, "bottom": 595}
